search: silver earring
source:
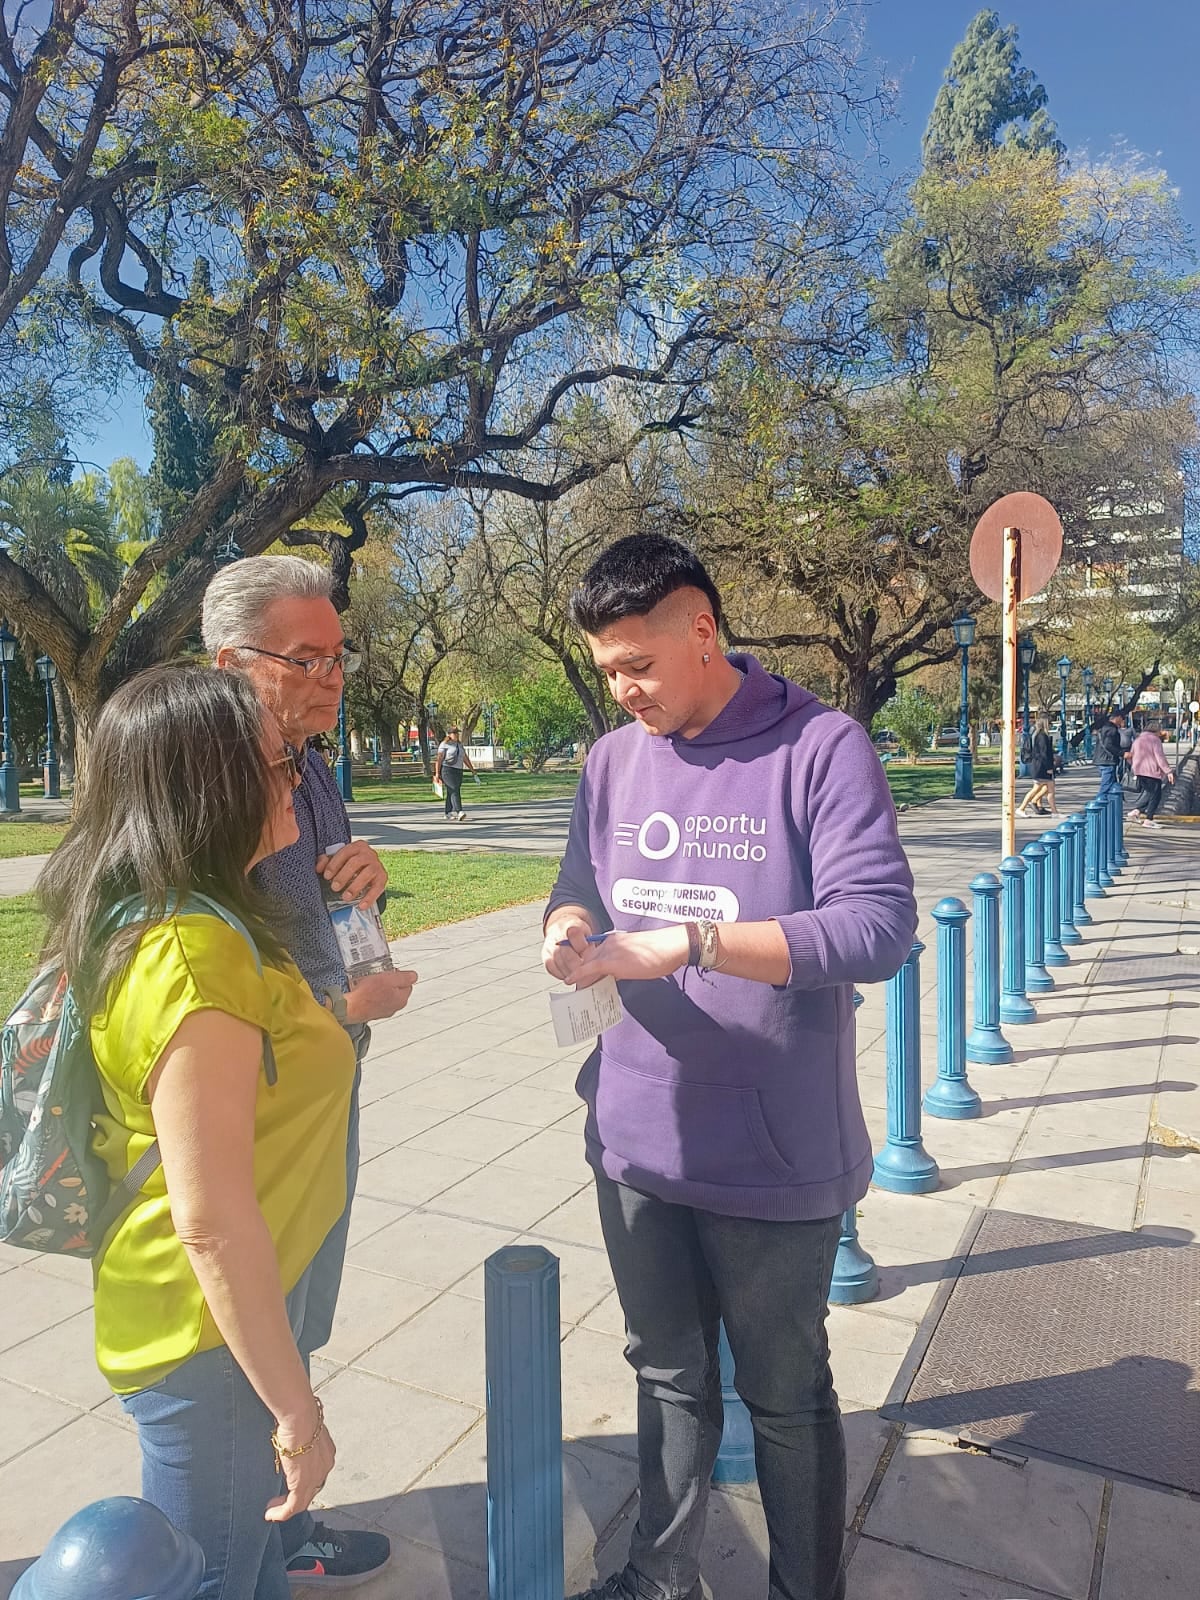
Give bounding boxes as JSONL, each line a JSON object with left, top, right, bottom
{"left": 702, "top": 653, "right": 710, "bottom": 664}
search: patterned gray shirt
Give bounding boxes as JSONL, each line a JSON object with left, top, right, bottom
{"left": 251, "top": 744, "right": 350, "bottom": 998}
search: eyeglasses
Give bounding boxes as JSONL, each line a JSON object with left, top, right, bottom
{"left": 238, "top": 645, "right": 361, "bottom": 680}
{"left": 269, "top": 746, "right": 304, "bottom": 789}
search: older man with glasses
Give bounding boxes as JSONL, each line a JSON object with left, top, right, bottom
{"left": 202, "top": 555, "right": 417, "bottom": 1591}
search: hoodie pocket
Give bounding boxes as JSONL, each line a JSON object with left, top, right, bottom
{"left": 593, "top": 1055, "right": 793, "bottom": 1187}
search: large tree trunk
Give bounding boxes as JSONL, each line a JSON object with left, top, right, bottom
{"left": 551, "top": 642, "right": 611, "bottom": 740}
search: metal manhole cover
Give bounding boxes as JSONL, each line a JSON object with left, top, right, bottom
{"left": 1087, "top": 951, "right": 1198, "bottom": 988}
{"left": 883, "top": 1210, "right": 1200, "bottom": 1493}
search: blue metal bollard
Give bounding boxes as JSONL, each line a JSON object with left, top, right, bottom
{"left": 873, "top": 941, "right": 939, "bottom": 1193}
{"left": 712, "top": 1323, "right": 757, "bottom": 1482}
{"left": 1116, "top": 785, "right": 1130, "bottom": 865}
{"left": 1085, "top": 799, "right": 1110, "bottom": 895}
{"left": 965, "top": 872, "right": 1013, "bottom": 1063}
{"left": 924, "top": 898, "right": 982, "bottom": 1119}
{"left": 1056, "top": 820, "right": 1082, "bottom": 945}
{"left": 1105, "top": 790, "right": 1123, "bottom": 878}
{"left": 831, "top": 989, "right": 878, "bottom": 1304}
{"left": 1070, "top": 812, "right": 1093, "bottom": 923}
{"left": 1040, "top": 831, "right": 1069, "bottom": 967}
{"left": 1021, "top": 841, "right": 1054, "bottom": 994}
{"left": 11, "top": 1498, "right": 203, "bottom": 1600}
{"left": 485, "top": 1245, "right": 564, "bottom": 1600}
{"left": 999, "top": 855, "right": 1037, "bottom": 1024}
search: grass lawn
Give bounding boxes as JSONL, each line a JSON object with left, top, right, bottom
{"left": 0, "top": 821, "right": 68, "bottom": 858}
{"left": 0, "top": 894, "right": 46, "bottom": 1017}
{"left": 885, "top": 760, "right": 1002, "bottom": 809}
{"left": 350, "top": 769, "right": 579, "bottom": 806}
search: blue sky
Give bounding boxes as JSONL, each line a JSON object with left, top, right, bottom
{"left": 84, "top": 1, "right": 1200, "bottom": 471}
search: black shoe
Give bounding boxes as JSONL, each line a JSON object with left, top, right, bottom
{"left": 568, "top": 1576, "right": 701, "bottom": 1600}
{"left": 285, "top": 1523, "right": 390, "bottom": 1589}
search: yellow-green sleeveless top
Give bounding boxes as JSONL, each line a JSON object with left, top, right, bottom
{"left": 89, "top": 912, "right": 356, "bottom": 1394}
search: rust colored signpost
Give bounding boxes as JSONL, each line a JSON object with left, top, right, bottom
{"left": 969, "top": 494, "right": 1064, "bottom": 860}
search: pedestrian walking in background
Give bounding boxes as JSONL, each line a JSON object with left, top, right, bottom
{"left": 1018, "top": 719, "right": 1058, "bottom": 816}
{"left": 1128, "top": 728, "right": 1174, "bottom": 827}
{"left": 1095, "top": 712, "right": 1126, "bottom": 802}
{"left": 37, "top": 665, "right": 415, "bottom": 1600}
{"left": 435, "top": 724, "right": 476, "bottom": 820}
{"left": 203, "top": 556, "right": 417, "bottom": 1588}
{"left": 543, "top": 534, "right": 916, "bottom": 1600}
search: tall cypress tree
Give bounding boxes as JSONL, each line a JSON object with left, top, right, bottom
{"left": 146, "top": 328, "right": 200, "bottom": 536}
{"left": 923, "top": 10, "right": 1063, "bottom": 164}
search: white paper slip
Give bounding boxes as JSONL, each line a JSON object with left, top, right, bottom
{"left": 548, "top": 976, "right": 625, "bottom": 1048}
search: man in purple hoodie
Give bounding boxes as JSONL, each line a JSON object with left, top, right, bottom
{"left": 542, "top": 536, "right": 916, "bottom": 1600}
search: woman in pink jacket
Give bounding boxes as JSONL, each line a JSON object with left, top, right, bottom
{"left": 1129, "top": 729, "right": 1174, "bottom": 827}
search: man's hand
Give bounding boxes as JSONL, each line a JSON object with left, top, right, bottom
{"left": 317, "top": 841, "right": 388, "bottom": 907}
{"left": 572, "top": 927, "right": 691, "bottom": 989}
{"left": 345, "top": 969, "right": 419, "bottom": 1023}
{"left": 542, "top": 909, "right": 597, "bottom": 984}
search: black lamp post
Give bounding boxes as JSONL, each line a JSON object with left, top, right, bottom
{"left": 1017, "top": 634, "right": 1036, "bottom": 776}
{"left": 0, "top": 622, "right": 19, "bottom": 813}
{"left": 35, "top": 656, "right": 59, "bottom": 799}
{"left": 1057, "top": 655, "right": 1072, "bottom": 767}
{"left": 952, "top": 613, "right": 976, "bottom": 799}
{"left": 1082, "top": 666, "right": 1094, "bottom": 760}
{"left": 1102, "top": 673, "right": 1114, "bottom": 717}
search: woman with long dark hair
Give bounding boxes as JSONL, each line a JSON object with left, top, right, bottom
{"left": 38, "top": 664, "right": 413, "bottom": 1600}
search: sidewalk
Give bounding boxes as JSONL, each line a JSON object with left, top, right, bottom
{"left": 1, "top": 775, "right": 1197, "bottom": 1598}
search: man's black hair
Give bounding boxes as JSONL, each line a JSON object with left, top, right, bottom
{"left": 568, "top": 534, "right": 723, "bottom": 634}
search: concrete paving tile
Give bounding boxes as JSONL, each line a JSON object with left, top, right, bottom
{"left": 520, "top": 1059, "right": 590, "bottom": 1095}
{"left": 379, "top": 1423, "right": 636, "bottom": 1578}
{"left": 510, "top": 1235, "right": 616, "bottom": 1325}
{"left": 0, "top": 1269, "right": 92, "bottom": 1355}
{"left": 467, "top": 1082, "right": 581, "bottom": 1128}
{"left": 356, "top": 1145, "right": 481, "bottom": 1207}
{"left": 431, "top": 1164, "right": 587, "bottom": 1232}
{"left": 843, "top": 1408, "right": 895, "bottom": 1523}
{"left": 0, "top": 1308, "right": 108, "bottom": 1412}
{"left": 559, "top": 1327, "right": 638, "bottom": 1453}
{"left": 0, "top": 1414, "right": 142, "bottom": 1573}
{"left": 448, "top": 1051, "right": 549, "bottom": 1085}
{"left": 856, "top": 1191, "right": 978, "bottom": 1263}
{"left": 294, "top": 1533, "right": 491, "bottom": 1600}
{"left": 828, "top": 1307, "right": 917, "bottom": 1409}
{"left": 994, "top": 1167, "right": 1139, "bottom": 1229}
{"left": 856, "top": 1255, "right": 954, "bottom": 1326}
{"left": 1137, "top": 1182, "right": 1200, "bottom": 1241}
{"left": 405, "top": 1113, "right": 535, "bottom": 1165}
{"left": 582, "top": 1291, "right": 628, "bottom": 1339}
{"left": 355, "top": 1294, "right": 487, "bottom": 1408}
{"left": 321, "top": 1265, "right": 440, "bottom": 1367}
{"left": 359, "top": 1093, "right": 455, "bottom": 1145}
{"left": 1099, "top": 1479, "right": 1200, "bottom": 1599}
{"left": 1146, "top": 1146, "right": 1200, "bottom": 1193}
{"left": 536, "top": 1185, "right": 606, "bottom": 1250}
{"left": 845, "top": 1538, "right": 1052, "bottom": 1598}
{"left": 19, "top": 1251, "right": 94, "bottom": 1288}
{"left": 92, "top": 1392, "right": 138, "bottom": 1434}
{"left": 317, "top": 1367, "right": 479, "bottom": 1522}
{"left": 386, "top": 1075, "right": 506, "bottom": 1113}
{"left": 494, "top": 1126, "right": 592, "bottom": 1184}
{"left": 346, "top": 1195, "right": 412, "bottom": 1250}
{"left": 864, "top": 1431, "right": 1103, "bottom": 1599}
{"left": 0, "top": 1377, "right": 80, "bottom": 1469}
{"left": 348, "top": 1210, "right": 518, "bottom": 1291}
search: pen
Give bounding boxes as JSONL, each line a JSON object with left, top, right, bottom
{"left": 557, "top": 933, "right": 609, "bottom": 947}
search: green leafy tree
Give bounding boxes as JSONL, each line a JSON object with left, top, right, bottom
{"left": 923, "top": 10, "right": 1063, "bottom": 164}
{"left": 880, "top": 687, "right": 942, "bottom": 764}
{"left": 498, "top": 670, "right": 590, "bottom": 771}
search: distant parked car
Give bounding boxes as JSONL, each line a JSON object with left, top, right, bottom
{"left": 931, "top": 725, "right": 960, "bottom": 748}
{"left": 873, "top": 729, "right": 899, "bottom": 749}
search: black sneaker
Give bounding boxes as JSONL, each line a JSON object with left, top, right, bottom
{"left": 568, "top": 1576, "right": 701, "bottom": 1600}
{"left": 285, "top": 1523, "right": 390, "bottom": 1589}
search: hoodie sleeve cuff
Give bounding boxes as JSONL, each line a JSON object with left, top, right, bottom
{"left": 774, "top": 913, "right": 826, "bottom": 990}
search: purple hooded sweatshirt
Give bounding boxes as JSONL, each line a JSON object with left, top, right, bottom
{"left": 547, "top": 654, "right": 917, "bottom": 1221}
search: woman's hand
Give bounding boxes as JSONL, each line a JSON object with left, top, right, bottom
{"left": 265, "top": 1404, "right": 337, "bottom": 1523}
{"left": 572, "top": 926, "right": 690, "bottom": 989}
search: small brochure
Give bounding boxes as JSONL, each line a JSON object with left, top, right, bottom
{"left": 548, "top": 976, "right": 625, "bottom": 1048}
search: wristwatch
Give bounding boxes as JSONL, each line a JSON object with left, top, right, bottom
{"left": 324, "top": 988, "right": 349, "bottom": 1026}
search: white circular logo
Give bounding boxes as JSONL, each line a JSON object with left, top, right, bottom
{"left": 637, "top": 811, "right": 680, "bottom": 860}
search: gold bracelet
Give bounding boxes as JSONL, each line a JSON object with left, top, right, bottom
{"left": 271, "top": 1396, "right": 325, "bottom": 1475}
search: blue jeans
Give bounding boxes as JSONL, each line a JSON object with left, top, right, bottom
{"left": 1098, "top": 764, "right": 1121, "bottom": 800}
{"left": 120, "top": 1280, "right": 310, "bottom": 1600}
{"left": 595, "top": 1173, "right": 846, "bottom": 1600}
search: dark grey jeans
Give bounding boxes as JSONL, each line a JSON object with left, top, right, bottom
{"left": 595, "top": 1172, "right": 845, "bottom": 1600}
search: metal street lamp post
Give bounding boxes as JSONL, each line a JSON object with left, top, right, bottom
{"left": 0, "top": 621, "right": 19, "bottom": 814}
{"left": 1018, "top": 634, "right": 1036, "bottom": 776}
{"left": 1102, "top": 674, "right": 1114, "bottom": 720}
{"left": 1057, "top": 655, "right": 1072, "bottom": 768}
{"left": 335, "top": 691, "right": 354, "bottom": 802}
{"left": 35, "top": 656, "right": 60, "bottom": 799}
{"left": 1082, "top": 665, "right": 1094, "bottom": 761}
{"left": 952, "top": 613, "right": 976, "bottom": 800}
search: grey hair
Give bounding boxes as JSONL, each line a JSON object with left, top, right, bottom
{"left": 201, "top": 556, "right": 332, "bottom": 657}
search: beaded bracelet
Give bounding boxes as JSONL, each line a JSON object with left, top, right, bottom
{"left": 271, "top": 1396, "right": 325, "bottom": 1475}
